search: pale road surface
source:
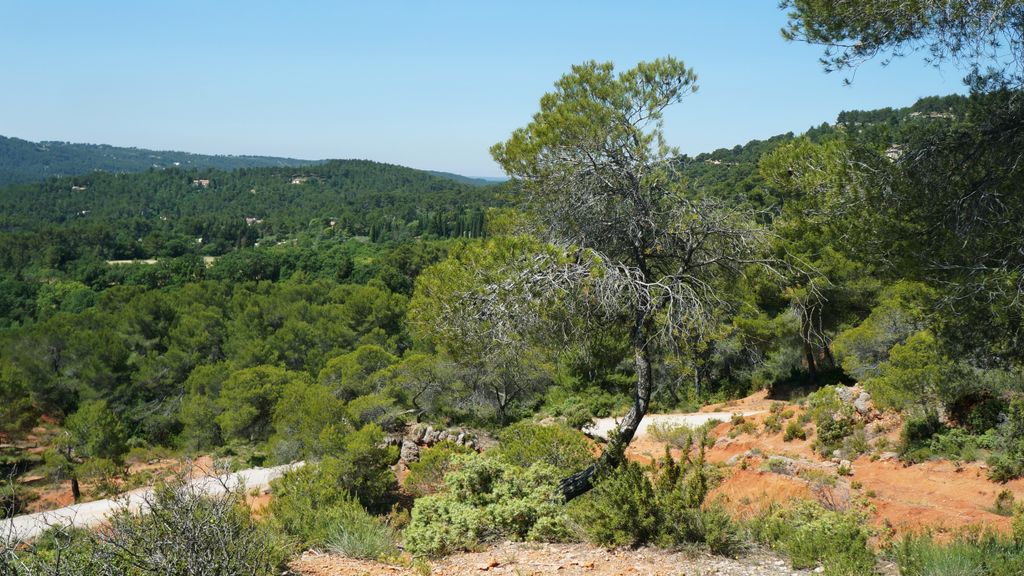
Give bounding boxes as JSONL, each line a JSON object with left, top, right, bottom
{"left": 2, "top": 462, "right": 304, "bottom": 543}
{"left": 586, "top": 411, "right": 764, "bottom": 439}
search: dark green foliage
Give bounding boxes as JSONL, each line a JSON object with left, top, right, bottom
{"left": 496, "top": 422, "right": 593, "bottom": 474}
{"left": 403, "top": 454, "right": 574, "bottom": 556}
{"left": 783, "top": 420, "right": 807, "bottom": 442}
{"left": 988, "top": 396, "right": 1024, "bottom": 482}
{"left": 895, "top": 530, "right": 1024, "bottom": 576}
{"left": 899, "top": 411, "right": 945, "bottom": 463}
{"left": 572, "top": 446, "right": 738, "bottom": 554}
{"left": 404, "top": 441, "right": 472, "bottom": 497}
{"left": 5, "top": 478, "right": 287, "bottom": 576}
{"left": 270, "top": 463, "right": 396, "bottom": 554}
{"left": 807, "top": 387, "right": 856, "bottom": 456}
{"left": 0, "top": 134, "right": 315, "bottom": 187}
{"left": 573, "top": 461, "right": 659, "bottom": 547}
{"left": 753, "top": 500, "right": 875, "bottom": 575}
{"left": 1, "top": 480, "right": 36, "bottom": 519}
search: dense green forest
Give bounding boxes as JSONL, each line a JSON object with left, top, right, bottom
{"left": 0, "top": 135, "right": 324, "bottom": 187}
{"left": 4, "top": 0, "right": 1024, "bottom": 572}
{"left": 3, "top": 91, "right": 1016, "bottom": 475}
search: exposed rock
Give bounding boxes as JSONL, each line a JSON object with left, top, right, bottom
{"left": 836, "top": 386, "right": 856, "bottom": 403}
{"left": 854, "top": 392, "right": 873, "bottom": 415}
{"left": 410, "top": 424, "right": 427, "bottom": 444}
{"left": 400, "top": 440, "right": 420, "bottom": 462}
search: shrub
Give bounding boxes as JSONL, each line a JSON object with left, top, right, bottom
{"left": 807, "top": 387, "right": 856, "bottom": 456}
{"left": 346, "top": 393, "right": 405, "bottom": 431}
{"left": 496, "top": 421, "right": 593, "bottom": 474}
{"left": 698, "top": 500, "right": 742, "bottom": 557}
{"left": 323, "top": 494, "right": 398, "bottom": 560}
{"left": 783, "top": 420, "right": 806, "bottom": 442}
{"left": 404, "top": 441, "right": 471, "bottom": 497}
{"left": 994, "top": 489, "right": 1016, "bottom": 517}
{"left": 1, "top": 480, "right": 36, "bottom": 518}
{"left": 648, "top": 422, "right": 697, "bottom": 450}
{"left": 573, "top": 461, "right": 659, "bottom": 547}
{"left": 899, "top": 410, "right": 944, "bottom": 463}
{"left": 269, "top": 425, "right": 398, "bottom": 545}
{"left": 12, "top": 476, "right": 287, "bottom": 575}
{"left": 403, "top": 454, "right": 573, "bottom": 556}
{"left": 988, "top": 396, "right": 1024, "bottom": 482}
{"left": 754, "top": 500, "right": 874, "bottom": 575}
{"left": 270, "top": 460, "right": 360, "bottom": 547}
{"left": 649, "top": 420, "right": 718, "bottom": 449}
{"left": 574, "top": 446, "right": 732, "bottom": 553}
{"left": 763, "top": 412, "right": 784, "bottom": 434}
{"left": 95, "top": 479, "right": 287, "bottom": 574}
{"left": 1014, "top": 505, "right": 1024, "bottom": 547}
{"left": 895, "top": 530, "right": 1024, "bottom": 576}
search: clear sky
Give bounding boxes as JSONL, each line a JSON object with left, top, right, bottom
{"left": 1, "top": 1, "right": 969, "bottom": 177}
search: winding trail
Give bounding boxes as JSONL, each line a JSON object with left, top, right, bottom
{"left": 2, "top": 462, "right": 303, "bottom": 542}
{"left": 586, "top": 410, "right": 764, "bottom": 439}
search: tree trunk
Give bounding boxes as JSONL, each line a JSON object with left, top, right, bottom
{"left": 71, "top": 474, "right": 81, "bottom": 502}
{"left": 559, "top": 315, "right": 653, "bottom": 501}
{"left": 800, "top": 315, "right": 818, "bottom": 383}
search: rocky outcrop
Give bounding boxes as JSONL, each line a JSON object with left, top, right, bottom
{"left": 386, "top": 423, "right": 487, "bottom": 465}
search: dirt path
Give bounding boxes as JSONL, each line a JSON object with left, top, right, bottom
{"left": 291, "top": 541, "right": 814, "bottom": 576}
{"left": 2, "top": 462, "right": 303, "bottom": 542}
{"left": 586, "top": 411, "right": 764, "bottom": 439}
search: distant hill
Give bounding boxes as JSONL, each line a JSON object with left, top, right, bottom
{"left": 0, "top": 135, "right": 319, "bottom": 187}
{"left": 0, "top": 159, "right": 503, "bottom": 259}
{"left": 678, "top": 93, "right": 968, "bottom": 209}
{"left": 425, "top": 171, "right": 501, "bottom": 186}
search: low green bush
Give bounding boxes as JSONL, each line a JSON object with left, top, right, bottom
{"left": 403, "top": 454, "right": 574, "bottom": 556}
{"left": 988, "top": 396, "right": 1024, "bottom": 482}
{"left": 14, "top": 478, "right": 287, "bottom": 575}
{"left": 899, "top": 410, "right": 944, "bottom": 463}
{"left": 573, "top": 461, "right": 659, "bottom": 547}
{"left": 269, "top": 425, "right": 398, "bottom": 546}
{"left": 783, "top": 420, "right": 806, "bottom": 442}
{"left": 807, "top": 387, "right": 857, "bottom": 456}
{"left": 1014, "top": 504, "right": 1024, "bottom": 547}
{"left": 404, "top": 441, "right": 471, "bottom": 497}
{"left": 323, "top": 495, "right": 398, "bottom": 560}
{"left": 753, "top": 500, "right": 874, "bottom": 575}
{"left": 572, "top": 446, "right": 739, "bottom": 555}
{"left": 895, "top": 530, "right": 1024, "bottom": 576}
{"left": 496, "top": 421, "right": 593, "bottom": 474}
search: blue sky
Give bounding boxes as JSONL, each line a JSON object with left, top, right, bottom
{"left": 2, "top": 2, "right": 968, "bottom": 177}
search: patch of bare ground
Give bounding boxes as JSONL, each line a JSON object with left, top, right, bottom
{"left": 625, "top": 389, "right": 1024, "bottom": 538}
{"left": 289, "top": 542, "right": 814, "bottom": 576}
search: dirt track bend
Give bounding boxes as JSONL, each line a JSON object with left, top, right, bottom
{"left": 2, "top": 462, "right": 304, "bottom": 542}
{"left": 586, "top": 411, "right": 764, "bottom": 439}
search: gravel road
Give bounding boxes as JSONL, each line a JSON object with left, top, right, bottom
{"left": 586, "top": 410, "right": 764, "bottom": 439}
{"left": 2, "top": 462, "right": 303, "bottom": 542}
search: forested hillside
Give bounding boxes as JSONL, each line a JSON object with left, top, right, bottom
{"left": 3, "top": 88, "right": 1022, "bottom": 575}
{"left": 0, "top": 135, "right": 318, "bottom": 187}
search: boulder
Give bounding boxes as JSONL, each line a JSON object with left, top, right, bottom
{"left": 854, "top": 392, "right": 872, "bottom": 415}
{"left": 400, "top": 440, "right": 421, "bottom": 462}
